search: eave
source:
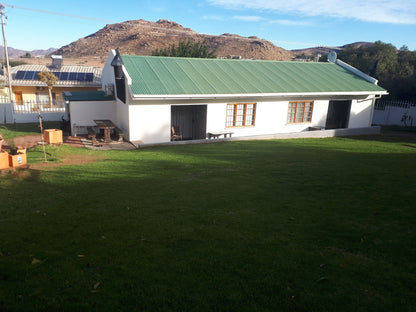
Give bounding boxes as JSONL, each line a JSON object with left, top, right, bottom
{"left": 130, "top": 90, "right": 388, "bottom": 102}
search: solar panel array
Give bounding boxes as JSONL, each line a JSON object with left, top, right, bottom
{"left": 14, "top": 71, "right": 94, "bottom": 82}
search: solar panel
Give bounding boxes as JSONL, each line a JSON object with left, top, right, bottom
{"left": 68, "top": 72, "right": 77, "bottom": 81}
{"left": 85, "top": 73, "right": 94, "bottom": 82}
{"left": 15, "top": 71, "right": 25, "bottom": 79}
{"left": 14, "top": 70, "right": 96, "bottom": 82}
{"left": 23, "top": 71, "right": 36, "bottom": 80}
{"left": 76, "top": 73, "right": 86, "bottom": 81}
{"left": 60, "top": 72, "right": 69, "bottom": 81}
{"left": 52, "top": 72, "right": 61, "bottom": 79}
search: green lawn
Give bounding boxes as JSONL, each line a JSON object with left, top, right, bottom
{"left": 0, "top": 122, "right": 60, "bottom": 140}
{"left": 1, "top": 133, "right": 415, "bottom": 311}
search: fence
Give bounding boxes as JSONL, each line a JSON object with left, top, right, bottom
{"left": 12, "top": 100, "right": 66, "bottom": 113}
{"left": 0, "top": 99, "right": 68, "bottom": 124}
{"left": 373, "top": 99, "right": 416, "bottom": 126}
{"left": 374, "top": 99, "right": 416, "bottom": 110}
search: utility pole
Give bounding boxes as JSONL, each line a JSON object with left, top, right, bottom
{"left": 0, "top": 3, "right": 12, "bottom": 102}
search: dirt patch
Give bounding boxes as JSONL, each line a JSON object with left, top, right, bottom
{"left": 9, "top": 135, "right": 42, "bottom": 149}
{"left": 1, "top": 135, "right": 106, "bottom": 175}
{"left": 29, "top": 154, "right": 107, "bottom": 171}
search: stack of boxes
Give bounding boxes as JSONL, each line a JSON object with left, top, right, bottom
{"left": 0, "top": 129, "right": 63, "bottom": 171}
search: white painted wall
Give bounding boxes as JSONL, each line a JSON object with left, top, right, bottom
{"left": 128, "top": 104, "right": 171, "bottom": 143}
{"left": 127, "top": 98, "right": 376, "bottom": 144}
{"left": 206, "top": 100, "right": 330, "bottom": 137}
{"left": 349, "top": 97, "right": 374, "bottom": 128}
{"left": 101, "top": 50, "right": 117, "bottom": 90}
{"left": 69, "top": 100, "right": 116, "bottom": 135}
{"left": 0, "top": 103, "right": 16, "bottom": 124}
{"left": 373, "top": 105, "right": 416, "bottom": 126}
{"left": 115, "top": 99, "right": 130, "bottom": 138}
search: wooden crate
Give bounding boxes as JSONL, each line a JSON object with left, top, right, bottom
{"left": 8, "top": 153, "right": 27, "bottom": 167}
{"left": 44, "top": 129, "right": 63, "bottom": 144}
{"left": 0, "top": 152, "right": 9, "bottom": 169}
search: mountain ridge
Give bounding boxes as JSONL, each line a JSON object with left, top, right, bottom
{"left": 0, "top": 46, "right": 57, "bottom": 58}
{"left": 53, "top": 19, "right": 294, "bottom": 61}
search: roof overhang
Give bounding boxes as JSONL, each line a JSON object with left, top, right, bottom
{"left": 130, "top": 90, "right": 388, "bottom": 102}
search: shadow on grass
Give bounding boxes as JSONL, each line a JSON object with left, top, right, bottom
{"left": 0, "top": 138, "right": 415, "bottom": 312}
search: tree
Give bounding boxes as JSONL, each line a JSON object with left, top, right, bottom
{"left": 37, "top": 71, "right": 58, "bottom": 108}
{"left": 20, "top": 52, "right": 32, "bottom": 58}
{"left": 338, "top": 41, "right": 416, "bottom": 102}
{"left": 152, "top": 39, "right": 216, "bottom": 58}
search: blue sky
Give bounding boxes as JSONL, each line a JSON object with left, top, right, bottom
{"left": 2, "top": 0, "right": 415, "bottom": 52}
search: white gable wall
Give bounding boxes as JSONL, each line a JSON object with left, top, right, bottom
{"left": 101, "top": 50, "right": 117, "bottom": 89}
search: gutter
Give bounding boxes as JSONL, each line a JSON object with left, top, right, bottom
{"left": 130, "top": 90, "right": 388, "bottom": 101}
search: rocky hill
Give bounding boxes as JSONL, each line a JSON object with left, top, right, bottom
{"left": 292, "top": 42, "right": 374, "bottom": 57}
{"left": 54, "top": 19, "right": 294, "bottom": 61}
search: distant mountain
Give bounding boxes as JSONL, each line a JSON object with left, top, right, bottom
{"left": 30, "top": 48, "right": 58, "bottom": 57}
{"left": 0, "top": 46, "right": 57, "bottom": 58}
{"left": 54, "top": 19, "right": 294, "bottom": 61}
{"left": 292, "top": 42, "right": 374, "bottom": 57}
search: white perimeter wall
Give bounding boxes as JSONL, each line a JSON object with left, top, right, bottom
{"left": 373, "top": 105, "right": 416, "bottom": 126}
{"left": 69, "top": 100, "right": 116, "bottom": 135}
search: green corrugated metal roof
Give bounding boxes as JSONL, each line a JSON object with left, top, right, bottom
{"left": 120, "top": 55, "right": 386, "bottom": 96}
{"left": 64, "top": 91, "right": 114, "bottom": 101}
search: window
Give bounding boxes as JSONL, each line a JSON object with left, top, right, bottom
{"left": 287, "top": 101, "right": 314, "bottom": 123}
{"left": 113, "top": 65, "right": 126, "bottom": 104}
{"left": 226, "top": 103, "right": 256, "bottom": 127}
{"left": 36, "top": 92, "right": 56, "bottom": 104}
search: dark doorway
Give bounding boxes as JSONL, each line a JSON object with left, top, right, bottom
{"left": 171, "top": 105, "right": 207, "bottom": 140}
{"left": 325, "top": 100, "right": 351, "bottom": 129}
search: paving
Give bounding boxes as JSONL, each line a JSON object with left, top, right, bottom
{"left": 81, "top": 138, "right": 136, "bottom": 150}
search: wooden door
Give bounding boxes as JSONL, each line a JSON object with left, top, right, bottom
{"left": 14, "top": 91, "right": 23, "bottom": 105}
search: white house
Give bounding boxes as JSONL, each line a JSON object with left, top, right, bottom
{"left": 66, "top": 49, "right": 388, "bottom": 145}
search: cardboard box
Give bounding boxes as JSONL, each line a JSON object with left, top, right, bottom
{"left": 0, "top": 152, "right": 9, "bottom": 169}
{"left": 44, "top": 129, "right": 63, "bottom": 144}
{"left": 8, "top": 153, "right": 27, "bottom": 167}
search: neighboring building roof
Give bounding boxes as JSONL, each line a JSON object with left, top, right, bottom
{"left": 63, "top": 91, "right": 114, "bottom": 101}
{"left": 119, "top": 54, "right": 387, "bottom": 96}
{"left": 1, "top": 64, "right": 102, "bottom": 88}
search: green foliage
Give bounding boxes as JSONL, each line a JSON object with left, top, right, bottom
{"left": 20, "top": 52, "right": 32, "bottom": 58}
{"left": 37, "top": 71, "right": 58, "bottom": 106}
{"left": 339, "top": 41, "right": 416, "bottom": 101}
{"left": 8, "top": 60, "right": 27, "bottom": 67}
{"left": 152, "top": 39, "right": 217, "bottom": 58}
{"left": 37, "top": 71, "right": 58, "bottom": 87}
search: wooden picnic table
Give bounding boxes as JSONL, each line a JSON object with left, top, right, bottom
{"left": 94, "top": 120, "right": 116, "bottom": 143}
{"left": 207, "top": 131, "right": 234, "bottom": 139}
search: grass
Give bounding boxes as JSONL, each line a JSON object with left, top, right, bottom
{"left": 1, "top": 134, "right": 416, "bottom": 311}
{"left": 0, "top": 122, "right": 60, "bottom": 140}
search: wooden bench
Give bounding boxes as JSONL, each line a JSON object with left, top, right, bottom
{"left": 113, "top": 126, "right": 124, "bottom": 142}
{"left": 207, "top": 131, "right": 234, "bottom": 139}
{"left": 87, "top": 126, "right": 98, "bottom": 146}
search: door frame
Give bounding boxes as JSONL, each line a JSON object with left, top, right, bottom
{"left": 325, "top": 100, "right": 351, "bottom": 129}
